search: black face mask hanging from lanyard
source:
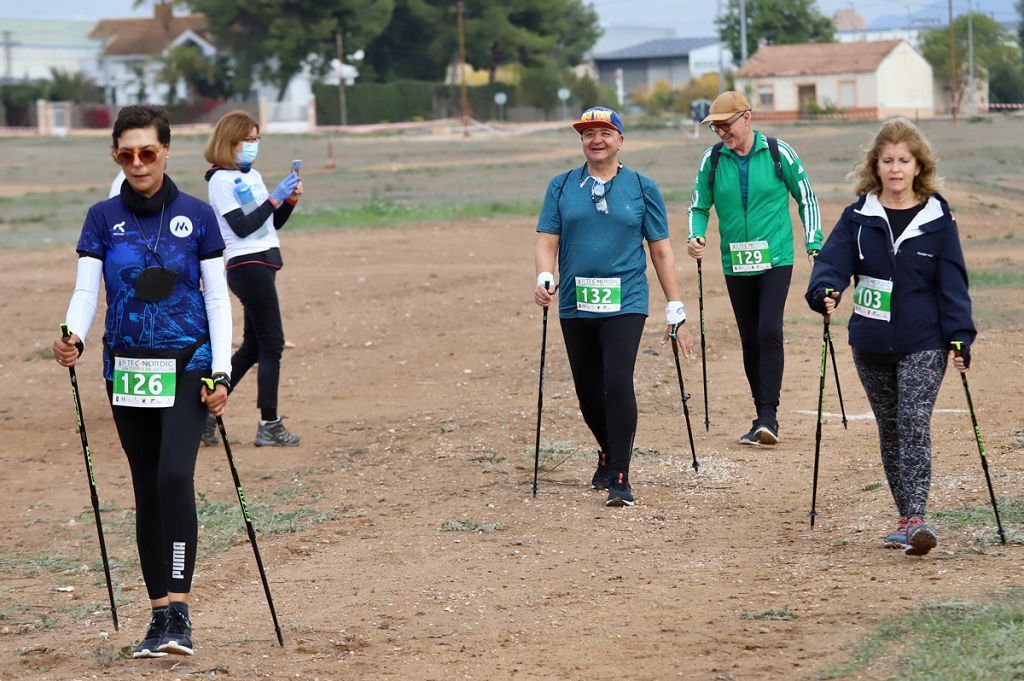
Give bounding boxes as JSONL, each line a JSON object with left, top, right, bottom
{"left": 132, "top": 205, "right": 178, "bottom": 303}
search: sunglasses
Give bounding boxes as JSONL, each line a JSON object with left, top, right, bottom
{"left": 709, "top": 111, "right": 749, "bottom": 134}
{"left": 112, "top": 145, "right": 162, "bottom": 166}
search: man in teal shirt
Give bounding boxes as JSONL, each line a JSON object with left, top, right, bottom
{"left": 687, "top": 91, "right": 822, "bottom": 446}
{"left": 535, "top": 106, "right": 692, "bottom": 507}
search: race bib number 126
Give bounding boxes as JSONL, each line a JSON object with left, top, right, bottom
{"left": 113, "top": 357, "right": 176, "bottom": 407}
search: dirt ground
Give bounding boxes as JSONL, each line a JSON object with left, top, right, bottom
{"left": 1, "top": 120, "right": 1023, "bottom": 681}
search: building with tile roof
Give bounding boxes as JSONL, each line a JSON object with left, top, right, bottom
{"left": 736, "top": 40, "right": 936, "bottom": 120}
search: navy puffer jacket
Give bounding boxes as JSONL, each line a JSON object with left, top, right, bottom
{"left": 806, "top": 192, "right": 975, "bottom": 354}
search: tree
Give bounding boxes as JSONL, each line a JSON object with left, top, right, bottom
{"left": 920, "top": 13, "right": 1020, "bottom": 109}
{"left": 363, "top": 0, "right": 455, "bottom": 82}
{"left": 717, "top": 0, "right": 834, "bottom": 62}
{"left": 159, "top": 44, "right": 231, "bottom": 103}
{"left": 1017, "top": 0, "right": 1024, "bottom": 54}
{"left": 363, "top": 0, "right": 599, "bottom": 84}
{"left": 183, "top": 0, "right": 394, "bottom": 100}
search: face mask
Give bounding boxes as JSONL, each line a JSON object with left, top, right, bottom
{"left": 134, "top": 265, "right": 179, "bottom": 302}
{"left": 236, "top": 141, "right": 259, "bottom": 168}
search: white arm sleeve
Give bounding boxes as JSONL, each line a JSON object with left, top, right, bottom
{"left": 200, "top": 257, "right": 233, "bottom": 377}
{"left": 65, "top": 256, "right": 102, "bottom": 343}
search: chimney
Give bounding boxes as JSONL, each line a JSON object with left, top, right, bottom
{"left": 155, "top": 1, "right": 172, "bottom": 31}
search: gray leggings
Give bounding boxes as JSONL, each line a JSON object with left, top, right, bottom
{"left": 852, "top": 349, "right": 946, "bottom": 518}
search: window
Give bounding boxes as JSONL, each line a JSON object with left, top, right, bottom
{"left": 839, "top": 81, "right": 856, "bottom": 109}
{"left": 758, "top": 86, "right": 774, "bottom": 111}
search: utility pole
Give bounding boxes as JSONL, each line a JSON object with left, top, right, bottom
{"left": 2, "top": 30, "right": 21, "bottom": 81}
{"left": 457, "top": 2, "right": 470, "bottom": 137}
{"left": 967, "top": 0, "right": 975, "bottom": 116}
{"left": 739, "top": 0, "right": 748, "bottom": 63}
{"left": 717, "top": 0, "right": 724, "bottom": 93}
{"left": 948, "top": 0, "right": 957, "bottom": 124}
{"left": 335, "top": 31, "right": 348, "bottom": 126}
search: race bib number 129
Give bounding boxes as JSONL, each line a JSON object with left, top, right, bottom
{"left": 729, "top": 240, "right": 772, "bottom": 273}
{"left": 113, "top": 357, "right": 176, "bottom": 407}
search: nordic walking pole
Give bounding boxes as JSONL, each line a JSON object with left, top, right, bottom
{"left": 202, "top": 382, "right": 284, "bottom": 647}
{"left": 809, "top": 307, "right": 831, "bottom": 530}
{"left": 59, "top": 324, "right": 119, "bottom": 631}
{"left": 532, "top": 283, "right": 555, "bottom": 497}
{"left": 950, "top": 342, "right": 1006, "bottom": 545}
{"left": 826, "top": 333, "right": 848, "bottom": 429}
{"left": 696, "top": 238, "right": 709, "bottom": 431}
{"left": 670, "top": 323, "right": 699, "bottom": 473}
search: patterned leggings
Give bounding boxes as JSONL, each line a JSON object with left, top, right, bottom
{"left": 852, "top": 349, "right": 946, "bottom": 518}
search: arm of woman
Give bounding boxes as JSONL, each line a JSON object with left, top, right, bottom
{"left": 200, "top": 256, "right": 231, "bottom": 415}
{"left": 53, "top": 255, "right": 102, "bottom": 367}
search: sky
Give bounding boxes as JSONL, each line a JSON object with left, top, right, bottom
{"left": 0, "top": 0, "right": 1014, "bottom": 36}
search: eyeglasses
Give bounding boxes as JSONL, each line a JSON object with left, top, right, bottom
{"left": 591, "top": 178, "right": 612, "bottom": 214}
{"left": 112, "top": 146, "right": 161, "bottom": 166}
{"left": 709, "top": 110, "right": 749, "bottom": 134}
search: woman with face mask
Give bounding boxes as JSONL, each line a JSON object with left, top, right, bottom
{"left": 204, "top": 110, "right": 303, "bottom": 447}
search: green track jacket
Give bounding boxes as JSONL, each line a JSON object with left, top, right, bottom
{"left": 687, "top": 131, "right": 822, "bottom": 276}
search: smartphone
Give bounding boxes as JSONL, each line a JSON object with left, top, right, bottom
{"left": 291, "top": 159, "right": 302, "bottom": 176}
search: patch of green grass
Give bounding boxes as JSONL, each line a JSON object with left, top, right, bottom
{"left": 861, "top": 482, "right": 884, "bottom": 492}
{"left": 820, "top": 593, "right": 1024, "bottom": 680}
{"left": 969, "top": 268, "right": 1024, "bottom": 289}
{"left": 1011, "top": 430, "right": 1024, "bottom": 450}
{"left": 86, "top": 643, "right": 134, "bottom": 668}
{"left": 0, "top": 553, "right": 79, "bottom": 576}
{"left": 932, "top": 498, "right": 1024, "bottom": 529}
{"left": 739, "top": 605, "right": 797, "bottom": 621}
{"left": 440, "top": 518, "right": 505, "bottom": 533}
{"left": 288, "top": 196, "right": 540, "bottom": 231}
{"left": 196, "top": 493, "right": 338, "bottom": 554}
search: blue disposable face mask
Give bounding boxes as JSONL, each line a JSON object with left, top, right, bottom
{"left": 236, "top": 141, "right": 259, "bottom": 168}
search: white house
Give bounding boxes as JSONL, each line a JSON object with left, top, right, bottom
{"left": 736, "top": 40, "right": 934, "bottom": 120}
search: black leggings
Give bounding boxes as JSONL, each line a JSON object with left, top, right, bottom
{"left": 227, "top": 263, "right": 285, "bottom": 421}
{"left": 107, "top": 370, "right": 205, "bottom": 600}
{"left": 724, "top": 266, "right": 792, "bottom": 425}
{"left": 560, "top": 314, "right": 646, "bottom": 477}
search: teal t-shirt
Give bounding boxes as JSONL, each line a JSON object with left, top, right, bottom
{"left": 536, "top": 164, "right": 670, "bottom": 319}
{"left": 736, "top": 150, "right": 751, "bottom": 209}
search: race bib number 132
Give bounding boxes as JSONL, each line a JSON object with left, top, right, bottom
{"left": 575, "top": 276, "right": 621, "bottom": 313}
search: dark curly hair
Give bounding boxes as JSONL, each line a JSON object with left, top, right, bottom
{"left": 111, "top": 105, "right": 171, "bottom": 149}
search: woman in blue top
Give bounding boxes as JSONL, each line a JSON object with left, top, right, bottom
{"left": 534, "top": 107, "right": 693, "bottom": 507}
{"left": 807, "top": 118, "right": 975, "bottom": 556}
{"left": 52, "top": 105, "right": 232, "bottom": 657}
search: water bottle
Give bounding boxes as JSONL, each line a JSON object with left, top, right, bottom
{"left": 233, "top": 178, "right": 257, "bottom": 215}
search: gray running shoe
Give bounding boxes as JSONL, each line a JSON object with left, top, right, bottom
{"left": 201, "top": 413, "right": 219, "bottom": 447}
{"left": 254, "top": 418, "right": 300, "bottom": 447}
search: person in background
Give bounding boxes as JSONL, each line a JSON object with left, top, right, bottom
{"left": 807, "top": 117, "right": 974, "bottom": 557}
{"left": 687, "top": 91, "right": 822, "bottom": 446}
{"left": 52, "top": 105, "right": 231, "bottom": 657}
{"left": 203, "top": 110, "right": 302, "bottom": 447}
{"left": 534, "top": 106, "right": 693, "bottom": 507}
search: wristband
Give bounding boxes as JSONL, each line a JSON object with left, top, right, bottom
{"left": 536, "top": 272, "right": 554, "bottom": 289}
{"left": 666, "top": 301, "right": 686, "bottom": 325}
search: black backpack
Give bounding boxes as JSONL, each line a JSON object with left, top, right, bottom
{"left": 707, "top": 136, "right": 783, "bottom": 199}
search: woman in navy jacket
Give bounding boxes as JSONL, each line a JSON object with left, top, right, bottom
{"left": 806, "top": 117, "right": 975, "bottom": 557}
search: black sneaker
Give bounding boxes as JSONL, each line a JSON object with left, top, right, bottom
{"left": 157, "top": 608, "right": 193, "bottom": 656}
{"left": 201, "top": 413, "right": 219, "bottom": 447}
{"left": 254, "top": 417, "right": 300, "bottom": 447}
{"left": 590, "top": 450, "right": 610, "bottom": 490}
{"left": 132, "top": 609, "right": 168, "bottom": 659}
{"left": 755, "top": 421, "right": 779, "bottom": 445}
{"left": 739, "top": 421, "right": 760, "bottom": 446}
{"left": 605, "top": 472, "right": 635, "bottom": 507}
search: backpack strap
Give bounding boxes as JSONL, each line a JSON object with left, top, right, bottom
{"left": 765, "top": 136, "right": 784, "bottom": 181}
{"left": 707, "top": 142, "right": 723, "bottom": 200}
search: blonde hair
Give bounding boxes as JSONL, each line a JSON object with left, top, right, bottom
{"left": 204, "top": 110, "right": 259, "bottom": 169}
{"left": 852, "top": 117, "right": 942, "bottom": 199}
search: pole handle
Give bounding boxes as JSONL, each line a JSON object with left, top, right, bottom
{"left": 61, "top": 323, "right": 71, "bottom": 339}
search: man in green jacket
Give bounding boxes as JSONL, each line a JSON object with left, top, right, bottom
{"left": 687, "top": 91, "right": 822, "bottom": 446}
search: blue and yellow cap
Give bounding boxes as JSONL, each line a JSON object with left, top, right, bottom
{"left": 572, "top": 107, "right": 623, "bottom": 135}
